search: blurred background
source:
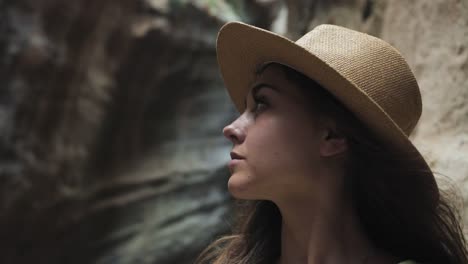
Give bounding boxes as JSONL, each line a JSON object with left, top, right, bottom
{"left": 0, "top": 0, "right": 466, "bottom": 263}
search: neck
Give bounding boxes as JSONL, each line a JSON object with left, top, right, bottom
{"left": 275, "top": 194, "right": 375, "bottom": 264}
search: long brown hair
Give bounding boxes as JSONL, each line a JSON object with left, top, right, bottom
{"left": 195, "top": 63, "right": 468, "bottom": 264}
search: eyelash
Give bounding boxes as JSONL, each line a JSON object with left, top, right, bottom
{"left": 252, "top": 95, "right": 268, "bottom": 114}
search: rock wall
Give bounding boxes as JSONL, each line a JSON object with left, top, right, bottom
{"left": 0, "top": 0, "right": 240, "bottom": 263}
{"left": 381, "top": 0, "right": 468, "bottom": 223}
{"left": 0, "top": 0, "right": 466, "bottom": 263}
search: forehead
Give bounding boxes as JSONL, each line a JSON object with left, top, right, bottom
{"left": 249, "top": 63, "right": 304, "bottom": 99}
{"left": 254, "top": 63, "right": 288, "bottom": 83}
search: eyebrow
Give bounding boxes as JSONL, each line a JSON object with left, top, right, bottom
{"left": 244, "top": 83, "right": 280, "bottom": 109}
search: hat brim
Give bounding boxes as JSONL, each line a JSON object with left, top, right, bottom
{"left": 216, "top": 21, "right": 439, "bottom": 201}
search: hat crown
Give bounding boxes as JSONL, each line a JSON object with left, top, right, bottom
{"left": 296, "top": 25, "right": 422, "bottom": 136}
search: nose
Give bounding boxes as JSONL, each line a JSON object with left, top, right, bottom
{"left": 223, "top": 122, "right": 245, "bottom": 145}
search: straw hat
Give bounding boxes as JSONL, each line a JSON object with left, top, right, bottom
{"left": 216, "top": 21, "right": 439, "bottom": 200}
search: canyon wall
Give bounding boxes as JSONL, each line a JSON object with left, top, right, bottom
{"left": 0, "top": 0, "right": 465, "bottom": 263}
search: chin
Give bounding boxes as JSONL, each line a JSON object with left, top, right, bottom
{"left": 227, "top": 173, "right": 258, "bottom": 199}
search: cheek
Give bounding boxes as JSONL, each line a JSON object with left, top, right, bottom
{"left": 252, "top": 117, "right": 319, "bottom": 169}
{"left": 250, "top": 118, "right": 320, "bottom": 183}
{"left": 227, "top": 115, "right": 321, "bottom": 199}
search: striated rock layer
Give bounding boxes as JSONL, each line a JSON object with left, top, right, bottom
{"left": 0, "top": 0, "right": 240, "bottom": 263}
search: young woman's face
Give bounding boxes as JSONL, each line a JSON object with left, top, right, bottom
{"left": 223, "top": 64, "right": 343, "bottom": 202}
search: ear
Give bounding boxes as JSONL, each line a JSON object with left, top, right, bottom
{"left": 319, "top": 130, "right": 348, "bottom": 157}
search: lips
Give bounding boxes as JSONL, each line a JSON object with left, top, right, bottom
{"left": 230, "top": 151, "right": 245, "bottom": 160}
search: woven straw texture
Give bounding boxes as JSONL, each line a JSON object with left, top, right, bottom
{"left": 295, "top": 25, "right": 422, "bottom": 136}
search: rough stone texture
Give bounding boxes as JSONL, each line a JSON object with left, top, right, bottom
{"left": 0, "top": 0, "right": 241, "bottom": 263}
{"left": 0, "top": 0, "right": 466, "bottom": 263}
{"left": 380, "top": 0, "right": 468, "bottom": 228}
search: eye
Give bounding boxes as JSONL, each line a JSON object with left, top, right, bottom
{"left": 252, "top": 95, "right": 269, "bottom": 114}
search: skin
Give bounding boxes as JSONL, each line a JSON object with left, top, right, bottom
{"left": 222, "top": 64, "right": 396, "bottom": 264}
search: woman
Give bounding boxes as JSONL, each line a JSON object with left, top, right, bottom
{"left": 196, "top": 22, "right": 468, "bottom": 264}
